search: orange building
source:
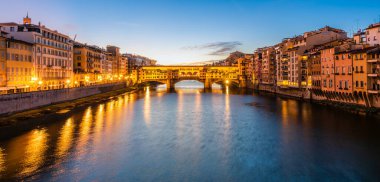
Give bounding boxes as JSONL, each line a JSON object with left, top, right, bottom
{"left": 321, "top": 47, "right": 336, "bottom": 92}
{"left": 367, "top": 47, "right": 380, "bottom": 94}
{"left": 261, "top": 47, "right": 276, "bottom": 85}
{"left": 351, "top": 47, "right": 374, "bottom": 106}
{"left": 334, "top": 47, "right": 353, "bottom": 93}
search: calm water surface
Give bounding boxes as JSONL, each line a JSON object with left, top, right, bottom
{"left": 0, "top": 82, "right": 380, "bottom": 181}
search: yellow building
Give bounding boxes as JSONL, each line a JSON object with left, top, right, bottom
{"left": 4, "top": 38, "right": 34, "bottom": 93}
{"left": 351, "top": 47, "right": 374, "bottom": 106}
{"left": 0, "top": 32, "right": 6, "bottom": 89}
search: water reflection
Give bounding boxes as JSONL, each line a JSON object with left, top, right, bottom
{"left": 19, "top": 129, "right": 48, "bottom": 177}
{"left": 94, "top": 104, "right": 105, "bottom": 140}
{"left": 144, "top": 87, "right": 151, "bottom": 126}
{"left": 0, "top": 83, "right": 379, "bottom": 181}
{"left": 55, "top": 118, "right": 75, "bottom": 158}
{"left": 76, "top": 108, "right": 93, "bottom": 158}
{"left": 0, "top": 148, "right": 5, "bottom": 173}
{"left": 224, "top": 86, "right": 231, "bottom": 129}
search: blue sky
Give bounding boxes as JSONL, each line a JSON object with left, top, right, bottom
{"left": 1, "top": 0, "right": 380, "bottom": 64}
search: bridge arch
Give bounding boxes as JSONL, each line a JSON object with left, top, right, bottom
{"left": 138, "top": 80, "right": 167, "bottom": 87}
{"left": 212, "top": 79, "right": 240, "bottom": 88}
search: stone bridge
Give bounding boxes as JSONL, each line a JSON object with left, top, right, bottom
{"left": 131, "top": 66, "right": 247, "bottom": 89}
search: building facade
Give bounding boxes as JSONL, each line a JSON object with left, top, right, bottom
{"left": 0, "top": 15, "right": 73, "bottom": 90}
{"left": 4, "top": 38, "right": 34, "bottom": 93}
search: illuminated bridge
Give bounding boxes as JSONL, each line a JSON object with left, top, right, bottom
{"left": 131, "top": 66, "right": 247, "bottom": 89}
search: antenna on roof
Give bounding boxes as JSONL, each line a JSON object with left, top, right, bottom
{"left": 73, "top": 34, "right": 77, "bottom": 41}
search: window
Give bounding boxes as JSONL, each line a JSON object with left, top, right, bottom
{"left": 339, "top": 81, "right": 342, "bottom": 88}
{"left": 345, "top": 81, "right": 348, "bottom": 89}
{"left": 356, "top": 81, "right": 359, "bottom": 87}
{"left": 360, "top": 81, "right": 364, "bottom": 87}
{"left": 10, "top": 27, "right": 14, "bottom": 32}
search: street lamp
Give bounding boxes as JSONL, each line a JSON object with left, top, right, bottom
{"left": 38, "top": 81, "right": 43, "bottom": 91}
{"left": 66, "top": 79, "right": 71, "bottom": 88}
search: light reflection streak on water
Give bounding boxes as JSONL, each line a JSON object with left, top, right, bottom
{"left": 221, "top": 86, "right": 231, "bottom": 169}
{"left": 144, "top": 87, "right": 151, "bottom": 126}
{"left": 281, "top": 100, "right": 289, "bottom": 127}
{"left": 93, "top": 104, "right": 105, "bottom": 146}
{"left": 193, "top": 89, "right": 202, "bottom": 154}
{"left": 104, "top": 100, "right": 115, "bottom": 137}
{"left": 19, "top": 129, "right": 48, "bottom": 177}
{"left": 55, "top": 118, "right": 75, "bottom": 159}
{"left": 0, "top": 148, "right": 5, "bottom": 173}
{"left": 176, "top": 88, "right": 184, "bottom": 141}
{"left": 75, "top": 108, "right": 93, "bottom": 159}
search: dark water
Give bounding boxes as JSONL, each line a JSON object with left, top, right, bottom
{"left": 0, "top": 81, "right": 380, "bottom": 181}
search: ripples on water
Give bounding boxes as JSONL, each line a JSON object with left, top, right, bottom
{"left": 0, "top": 82, "right": 380, "bottom": 181}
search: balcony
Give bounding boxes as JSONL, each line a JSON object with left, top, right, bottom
{"left": 368, "top": 90, "right": 380, "bottom": 94}
{"left": 367, "top": 59, "right": 380, "bottom": 63}
{"left": 368, "top": 73, "right": 378, "bottom": 77}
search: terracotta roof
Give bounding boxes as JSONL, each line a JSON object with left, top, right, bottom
{"left": 0, "top": 22, "right": 18, "bottom": 26}
{"left": 367, "top": 46, "right": 380, "bottom": 54}
{"left": 366, "top": 23, "right": 380, "bottom": 30}
{"left": 349, "top": 47, "right": 377, "bottom": 54}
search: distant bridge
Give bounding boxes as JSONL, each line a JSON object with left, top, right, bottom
{"left": 131, "top": 66, "right": 247, "bottom": 89}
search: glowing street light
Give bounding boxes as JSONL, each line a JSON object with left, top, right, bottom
{"left": 85, "top": 76, "right": 90, "bottom": 82}
{"left": 225, "top": 80, "right": 229, "bottom": 85}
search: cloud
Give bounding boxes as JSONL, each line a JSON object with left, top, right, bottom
{"left": 182, "top": 41, "right": 242, "bottom": 56}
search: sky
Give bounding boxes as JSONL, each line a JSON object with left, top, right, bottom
{"left": 1, "top": 0, "right": 380, "bottom": 65}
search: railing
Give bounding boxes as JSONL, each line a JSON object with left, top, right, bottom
{"left": 367, "top": 59, "right": 380, "bottom": 63}
{"left": 368, "top": 73, "right": 379, "bottom": 77}
{"left": 368, "top": 89, "right": 380, "bottom": 94}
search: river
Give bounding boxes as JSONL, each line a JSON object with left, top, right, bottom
{"left": 0, "top": 81, "right": 379, "bottom": 181}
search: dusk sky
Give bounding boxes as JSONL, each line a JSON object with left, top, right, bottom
{"left": 1, "top": 0, "right": 380, "bottom": 64}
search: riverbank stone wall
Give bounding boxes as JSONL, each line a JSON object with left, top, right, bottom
{"left": 0, "top": 82, "right": 126, "bottom": 115}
